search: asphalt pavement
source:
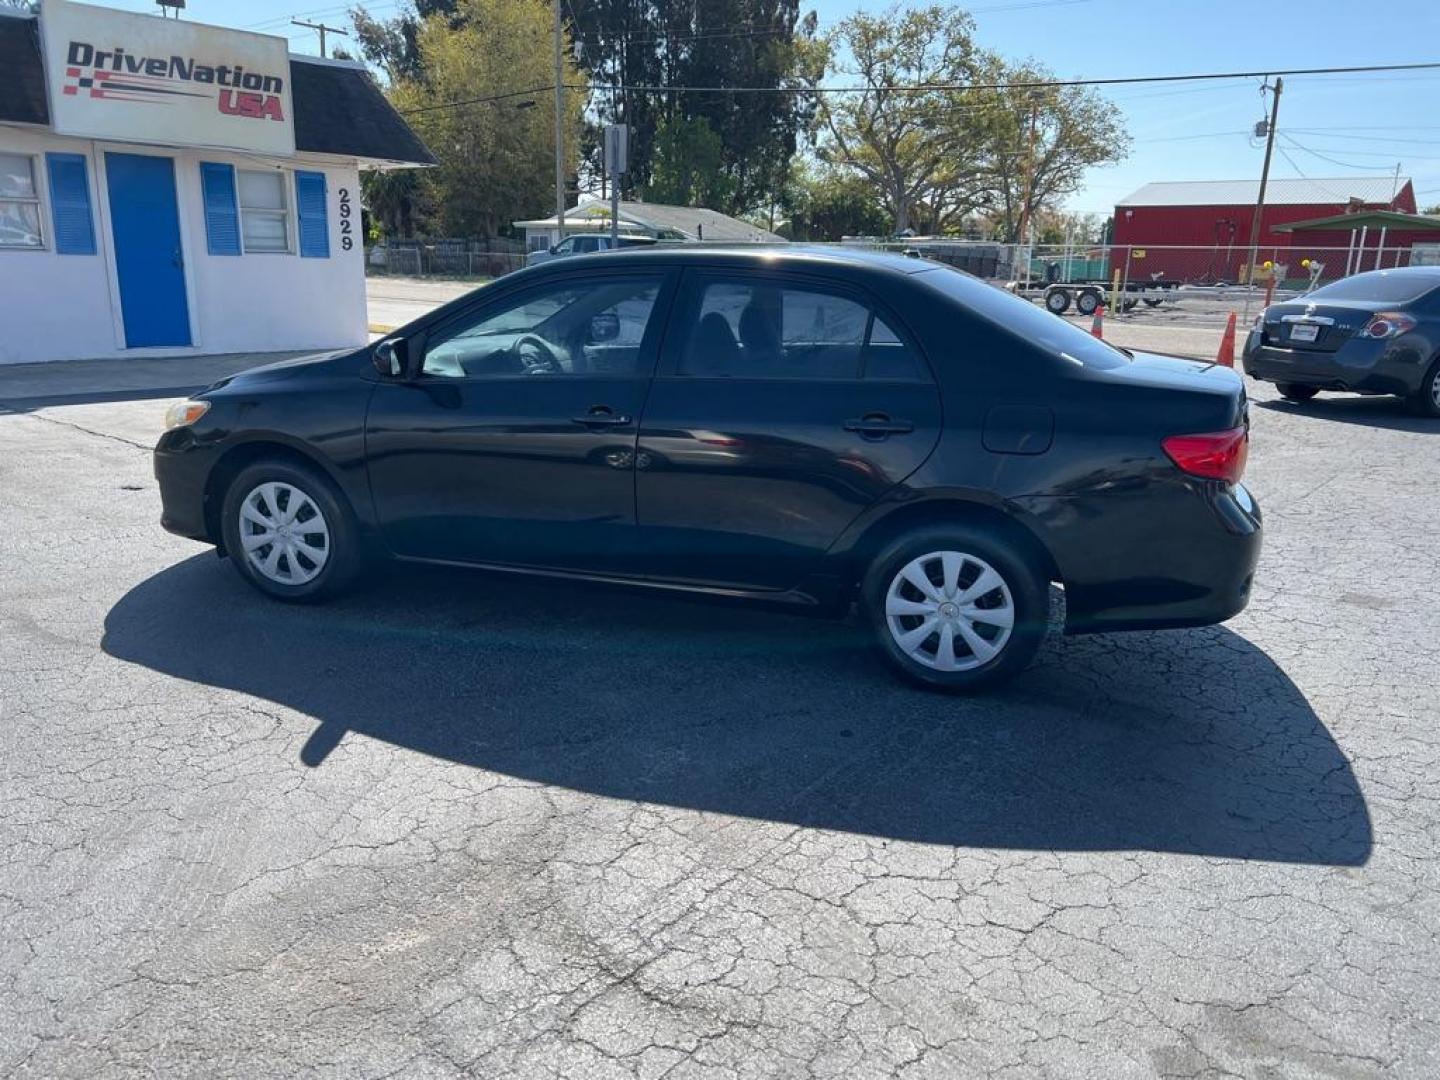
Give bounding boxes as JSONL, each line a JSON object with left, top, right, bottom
{"left": 1, "top": 342, "right": 1437, "bottom": 1077}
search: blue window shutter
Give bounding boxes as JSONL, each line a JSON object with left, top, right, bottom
{"left": 295, "top": 171, "right": 329, "bottom": 258}
{"left": 200, "top": 163, "right": 241, "bottom": 256}
{"left": 46, "top": 153, "right": 96, "bottom": 256}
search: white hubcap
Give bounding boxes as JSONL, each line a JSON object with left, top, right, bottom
{"left": 239, "top": 481, "right": 330, "bottom": 585}
{"left": 1431, "top": 368, "right": 1440, "bottom": 409}
{"left": 885, "top": 550, "right": 1015, "bottom": 672}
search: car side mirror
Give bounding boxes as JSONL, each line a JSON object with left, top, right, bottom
{"left": 373, "top": 338, "right": 410, "bottom": 379}
{"left": 549, "top": 244, "right": 560, "bottom": 254}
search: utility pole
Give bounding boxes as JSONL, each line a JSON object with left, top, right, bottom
{"left": 1243, "top": 76, "right": 1282, "bottom": 319}
{"left": 1015, "top": 92, "right": 1042, "bottom": 290}
{"left": 291, "top": 19, "right": 348, "bottom": 59}
{"left": 553, "top": 0, "right": 566, "bottom": 238}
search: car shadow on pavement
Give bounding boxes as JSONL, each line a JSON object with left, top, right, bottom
{"left": 1255, "top": 395, "right": 1437, "bottom": 433}
{"left": 103, "top": 555, "right": 1371, "bottom": 866}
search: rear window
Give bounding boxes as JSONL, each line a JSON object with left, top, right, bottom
{"left": 916, "top": 266, "right": 1128, "bottom": 370}
{"left": 1306, "top": 270, "right": 1440, "bottom": 304}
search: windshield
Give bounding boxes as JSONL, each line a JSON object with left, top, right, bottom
{"left": 1306, "top": 270, "right": 1440, "bottom": 305}
{"left": 916, "top": 266, "right": 1129, "bottom": 370}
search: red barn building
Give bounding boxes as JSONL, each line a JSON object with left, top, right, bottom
{"left": 1111, "top": 177, "right": 1435, "bottom": 284}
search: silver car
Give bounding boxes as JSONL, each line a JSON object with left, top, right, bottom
{"left": 527, "top": 233, "right": 656, "bottom": 266}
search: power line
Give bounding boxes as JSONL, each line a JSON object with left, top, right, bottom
{"left": 399, "top": 84, "right": 556, "bottom": 116}
{"left": 548, "top": 60, "right": 1440, "bottom": 98}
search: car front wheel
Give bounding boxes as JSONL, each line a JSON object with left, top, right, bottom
{"left": 863, "top": 525, "right": 1048, "bottom": 692}
{"left": 220, "top": 459, "right": 362, "bottom": 601}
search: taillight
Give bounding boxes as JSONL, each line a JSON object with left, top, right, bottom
{"left": 1162, "top": 426, "right": 1248, "bottom": 484}
{"left": 1360, "top": 311, "right": 1416, "bottom": 339}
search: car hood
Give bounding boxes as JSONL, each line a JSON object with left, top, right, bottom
{"left": 201, "top": 348, "right": 358, "bottom": 393}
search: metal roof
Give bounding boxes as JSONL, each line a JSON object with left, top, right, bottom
{"left": 1274, "top": 210, "right": 1440, "bottom": 232}
{"left": 1118, "top": 177, "right": 1411, "bottom": 208}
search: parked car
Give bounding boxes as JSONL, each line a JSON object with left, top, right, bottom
{"left": 1243, "top": 266, "right": 1440, "bottom": 416}
{"left": 154, "top": 247, "right": 1260, "bottom": 691}
{"left": 527, "top": 232, "right": 657, "bottom": 266}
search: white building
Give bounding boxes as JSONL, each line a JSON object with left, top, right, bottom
{"left": 0, "top": 1, "right": 432, "bottom": 365}
{"left": 514, "top": 197, "right": 785, "bottom": 252}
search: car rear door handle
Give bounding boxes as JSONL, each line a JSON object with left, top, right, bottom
{"left": 844, "top": 415, "right": 914, "bottom": 436}
{"left": 572, "top": 407, "right": 632, "bottom": 427}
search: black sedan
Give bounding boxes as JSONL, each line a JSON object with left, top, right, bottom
{"left": 1243, "top": 266, "right": 1440, "bottom": 416}
{"left": 155, "top": 247, "right": 1261, "bottom": 691}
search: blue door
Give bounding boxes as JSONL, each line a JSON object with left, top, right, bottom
{"left": 105, "top": 153, "right": 191, "bottom": 348}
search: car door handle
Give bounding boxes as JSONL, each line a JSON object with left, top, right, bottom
{"left": 572, "top": 408, "right": 632, "bottom": 427}
{"left": 844, "top": 415, "right": 914, "bottom": 436}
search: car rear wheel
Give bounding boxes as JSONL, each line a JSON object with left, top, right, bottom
{"left": 1277, "top": 383, "right": 1320, "bottom": 403}
{"left": 220, "top": 459, "right": 362, "bottom": 602}
{"left": 1408, "top": 359, "right": 1440, "bottom": 418}
{"left": 862, "top": 525, "right": 1047, "bottom": 692}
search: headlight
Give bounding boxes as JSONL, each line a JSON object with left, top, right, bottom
{"left": 164, "top": 400, "right": 210, "bottom": 430}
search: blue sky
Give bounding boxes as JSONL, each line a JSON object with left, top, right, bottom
{"left": 97, "top": 0, "right": 1440, "bottom": 213}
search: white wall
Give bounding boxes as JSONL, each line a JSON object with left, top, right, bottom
{"left": 0, "top": 125, "right": 368, "bottom": 364}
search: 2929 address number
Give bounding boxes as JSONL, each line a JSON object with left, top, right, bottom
{"left": 338, "top": 187, "right": 354, "bottom": 252}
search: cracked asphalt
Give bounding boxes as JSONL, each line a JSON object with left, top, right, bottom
{"left": 1, "top": 370, "right": 1437, "bottom": 1078}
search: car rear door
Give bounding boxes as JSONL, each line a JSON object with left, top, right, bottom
{"left": 634, "top": 268, "right": 942, "bottom": 591}
{"left": 365, "top": 268, "right": 677, "bottom": 573}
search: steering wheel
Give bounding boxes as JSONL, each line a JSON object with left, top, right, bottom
{"left": 513, "top": 333, "right": 563, "bottom": 375}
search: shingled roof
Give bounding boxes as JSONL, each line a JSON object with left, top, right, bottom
{"left": 0, "top": 11, "right": 433, "bottom": 166}
{"left": 0, "top": 13, "right": 47, "bottom": 127}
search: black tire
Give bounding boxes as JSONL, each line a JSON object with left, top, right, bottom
{"left": 862, "top": 524, "right": 1048, "bottom": 693}
{"left": 1142, "top": 297, "right": 1164, "bottom": 308}
{"left": 1075, "top": 290, "right": 1100, "bottom": 316}
{"left": 220, "top": 458, "right": 363, "bottom": 602}
{"left": 1277, "top": 383, "right": 1320, "bottom": 403}
{"left": 1045, "top": 288, "right": 1071, "bottom": 315}
{"left": 1407, "top": 358, "right": 1440, "bottom": 418}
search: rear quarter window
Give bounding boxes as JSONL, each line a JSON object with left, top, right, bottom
{"left": 1306, "top": 271, "right": 1440, "bottom": 305}
{"left": 916, "top": 266, "right": 1129, "bottom": 370}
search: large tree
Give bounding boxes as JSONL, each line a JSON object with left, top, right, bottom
{"left": 816, "top": 5, "right": 1128, "bottom": 237}
{"left": 815, "top": 5, "right": 988, "bottom": 235}
{"left": 967, "top": 58, "right": 1129, "bottom": 242}
{"left": 567, "top": 0, "right": 821, "bottom": 215}
{"left": 373, "top": 0, "right": 586, "bottom": 238}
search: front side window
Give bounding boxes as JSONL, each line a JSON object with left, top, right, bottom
{"left": 422, "top": 275, "right": 664, "bottom": 378}
{"left": 0, "top": 153, "right": 43, "bottom": 249}
{"left": 238, "top": 169, "right": 290, "bottom": 253}
{"left": 678, "top": 279, "right": 923, "bottom": 380}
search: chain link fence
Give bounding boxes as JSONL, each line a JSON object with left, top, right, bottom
{"left": 365, "top": 238, "right": 528, "bottom": 279}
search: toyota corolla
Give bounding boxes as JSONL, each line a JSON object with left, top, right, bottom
{"left": 154, "top": 247, "right": 1261, "bottom": 691}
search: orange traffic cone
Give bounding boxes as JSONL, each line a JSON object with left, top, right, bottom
{"left": 1216, "top": 311, "right": 1237, "bottom": 368}
{"left": 1090, "top": 304, "right": 1105, "bottom": 339}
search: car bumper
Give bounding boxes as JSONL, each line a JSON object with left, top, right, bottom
{"left": 154, "top": 429, "right": 217, "bottom": 543}
{"left": 1023, "top": 479, "right": 1262, "bottom": 635}
{"left": 1242, "top": 331, "right": 1429, "bottom": 396}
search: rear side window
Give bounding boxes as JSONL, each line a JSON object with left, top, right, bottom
{"left": 1307, "top": 270, "right": 1440, "bottom": 305}
{"left": 917, "top": 265, "right": 1128, "bottom": 370}
{"left": 678, "top": 279, "right": 926, "bottom": 380}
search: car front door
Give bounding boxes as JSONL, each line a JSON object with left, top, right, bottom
{"left": 634, "top": 270, "right": 943, "bottom": 591}
{"left": 365, "top": 269, "right": 676, "bottom": 573}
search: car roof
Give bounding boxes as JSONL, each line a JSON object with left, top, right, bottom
{"left": 529, "top": 244, "right": 938, "bottom": 278}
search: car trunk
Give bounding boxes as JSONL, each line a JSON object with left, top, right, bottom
{"left": 1093, "top": 351, "right": 1248, "bottom": 433}
{"left": 1258, "top": 300, "right": 1376, "bottom": 355}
